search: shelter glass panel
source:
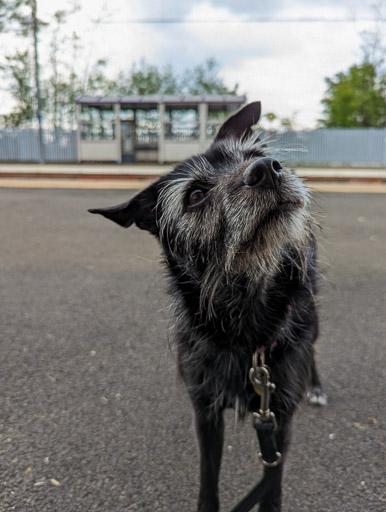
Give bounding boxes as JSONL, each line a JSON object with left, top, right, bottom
{"left": 135, "top": 109, "right": 159, "bottom": 147}
{"left": 80, "top": 105, "right": 115, "bottom": 141}
{"left": 119, "top": 109, "right": 135, "bottom": 122}
{"left": 164, "top": 107, "right": 199, "bottom": 141}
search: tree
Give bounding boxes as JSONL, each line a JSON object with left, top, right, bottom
{"left": 46, "top": 10, "right": 69, "bottom": 129}
{"left": 360, "top": 1, "right": 385, "bottom": 77}
{"left": 1, "top": 50, "right": 35, "bottom": 127}
{"left": 113, "top": 59, "right": 179, "bottom": 95}
{"left": 101, "top": 57, "right": 239, "bottom": 97}
{"left": 0, "top": 0, "right": 46, "bottom": 160}
{"left": 1, "top": 17, "right": 240, "bottom": 129}
{"left": 280, "top": 117, "right": 295, "bottom": 130}
{"left": 320, "top": 62, "right": 385, "bottom": 128}
{"left": 264, "top": 112, "right": 277, "bottom": 123}
{"left": 1, "top": 3, "right": 84, "bottom": 129}
{"left": 0, "top": 0, "right": 8, "bottom": 31}
{"left": 83, "top": 59, "right": 115, "bottom": 95}
{"left": 320, "top": 4, "right": 386, "bottom": 128}
{"left": 182, "top": 58, "right": 238, "bottom": 96}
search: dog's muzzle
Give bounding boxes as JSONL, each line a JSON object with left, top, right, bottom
{"left": 243, "top": 157, "right": 283, "bottom": 189}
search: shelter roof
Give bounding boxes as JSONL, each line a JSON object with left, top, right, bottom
{"left": 75, "top": 95, "right": 247, "bottom": 110}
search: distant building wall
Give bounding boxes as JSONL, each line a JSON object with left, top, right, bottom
{"left": 78, "top": 140, "right": 119, "bottom": 162}
{"left": 163, "top": 140, "right": 202, "bottom": 162}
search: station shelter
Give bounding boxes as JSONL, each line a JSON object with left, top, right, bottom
{"left": 75, "top": 95, "right": 247, "bottom": 164}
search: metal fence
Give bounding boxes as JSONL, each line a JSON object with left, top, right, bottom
{"left": 0, "top": 129, "right": 77, "bottom": 162}
{"left": 268, "top": 128, "right": 386, "bottom": 167}
{"left": 0, "top": 127, "right": 385, "bottom": 166}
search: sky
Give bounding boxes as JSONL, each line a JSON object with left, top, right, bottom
{"left": 0, "top": 0, "right": 382, "bottom": 128}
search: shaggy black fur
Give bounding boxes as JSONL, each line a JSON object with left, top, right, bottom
{"left": 89, "top": 102, "right": 326, "bottom": 512}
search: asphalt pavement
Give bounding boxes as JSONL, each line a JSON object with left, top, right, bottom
{"left": 0, "top": 187, "right": 385, "bottom": 511}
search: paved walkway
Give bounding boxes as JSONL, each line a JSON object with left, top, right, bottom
{"left": 0, "top": 177, "right": 386, "bottom": 194}
{"left": 1, "top": 163, "right": 386, "bottom": 193}
{"left": 0, "top": 163, "right": 165, "bottom": 177}
{"left": 0, "top": 163, "right": 386, "bottom": 181}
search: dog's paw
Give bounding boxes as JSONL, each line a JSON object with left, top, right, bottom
{"left": 307, "top": 387, "right": 327, "bottom": 406}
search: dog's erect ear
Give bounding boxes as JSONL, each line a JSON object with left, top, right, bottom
{"left": 88, "top": 182, "right": 159, "bottom": 235}
{"left": 214, "top": 101, "right": 261, "bottom": 142}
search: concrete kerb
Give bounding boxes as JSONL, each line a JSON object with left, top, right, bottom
{"left": 1, "top": 163, "right": 386, "bottom": 183}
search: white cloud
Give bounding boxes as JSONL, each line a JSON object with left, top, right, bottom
{"left": 219, "top": 19, "right": 372, "bottom": 127}
{"left": 275, "top": 3, "right": 349, "bottom": 20}
{"left": 37, "top": 0, "right": 158, "bottom": 77}
{"left": 184, "top": 3, "right": 277, "bottom": 54}
{"left": 182, "top": 3, "right": 374, "bottom": 127}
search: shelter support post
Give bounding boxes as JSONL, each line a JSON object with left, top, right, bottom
{"left": 114, "top": 103, "right": 122, "bottom": 163}
{"left": 158, "top": 103, "right": 165, "bottom": 165}
{"left": 199, "top": 102, "right": 208, "bottom": 153}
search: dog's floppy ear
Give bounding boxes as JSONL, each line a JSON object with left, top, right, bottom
{"left": 214, "top": 101, "right": 261, "bottom": 142}
{"left": 88, "top": 182, "right": 159, "bottom": 235}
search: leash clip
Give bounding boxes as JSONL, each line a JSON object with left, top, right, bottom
{"left": 249, "top": 350, "right": 276, "bottom": 425}
{"left": 249, "top": 350, "right": 282, "bottom": 468}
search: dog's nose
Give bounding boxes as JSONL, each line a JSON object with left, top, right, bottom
{"left": 243, "top": 157, "right": 283, "bottom": 189}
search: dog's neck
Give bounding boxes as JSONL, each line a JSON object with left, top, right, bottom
{"left": 166, "top": 252, "right": 307, "bottom": 351}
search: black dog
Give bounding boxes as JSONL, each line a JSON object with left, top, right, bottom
{"left": 89, "top": 102, "right": 326, "bottom": 512}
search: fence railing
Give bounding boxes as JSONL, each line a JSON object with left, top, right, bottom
{"left": 0, "top": 127, "right": 385, "bottom": 166}
{"left": 0, "top": 129, "right": 77, "bottom": 162}
{"left": 267, "top": 128, "right": 386, "bottom": 167}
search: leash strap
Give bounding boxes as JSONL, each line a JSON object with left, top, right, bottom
{"left": 230, "top": 351, "right": 282, "bottom": 512}
{"left": 253, "top": 419, "right": 281, "bottom": 467}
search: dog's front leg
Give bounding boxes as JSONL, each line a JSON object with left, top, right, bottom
{"left": 194, "top": 404, "right": 224, "bottom": 512}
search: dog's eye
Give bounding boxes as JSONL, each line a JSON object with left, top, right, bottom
{"left": 188, "top": 189, "right": 206, "bottom": 207}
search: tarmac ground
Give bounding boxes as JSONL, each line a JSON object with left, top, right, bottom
{"left": 0, "top": 186, "right": 385, "bottom": 511}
